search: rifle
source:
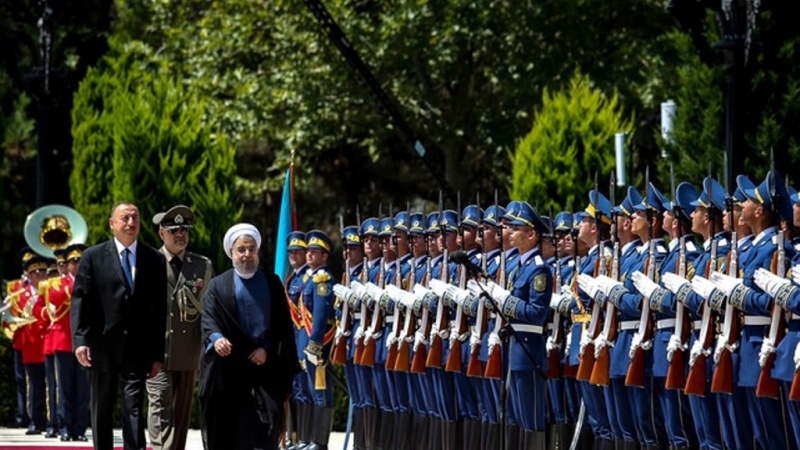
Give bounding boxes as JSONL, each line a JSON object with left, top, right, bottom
{"left": 548, "top": 205, "right": 564, "bottom": 379}
{"left": 484, "top": 190, "right": 506, "bottom": 379}
{"left": 353, "top": 207, "right": 369, "bottom": 365}
{"left": 467, "top": 193, "right": 488, "bottom": 377}
{"left": 331, "top": 214, "right": 351, "bottom": 366}
{"left": 626, "top": 168, "right": 655, "bottom": 388}
{"left": 360, "top": 207, "right": 387, "bottom": 367}
{"left": 563, "top": 204, "right": 581, "bottom": 379}
{"left": 590, "top": 171, "right": 618, "bottom": 386}
{"left": 577, "top": 173, "right": 605, "bottom": 381}
{"left": 385, "top": 241, "right": 403, "bottom": 371}
{"left": 666, "top": 170, "right": 689, "bottom": 390}
{"left": 707, "top": 199, "right": 733, "bottom": 394}
{"left": 394, "top": 246, "right": 416, "bottom": 372}
{"left": 446, "top": 195, "right": 468, "bottom": 373}
{"left": 410, "top": 232, "right": 433, "bottom": 374}
{"left": 756, "top": 169, "right": 786, "bottom": 399}
{"left": 426, "top": 192, "right": 449, "bottom": 368}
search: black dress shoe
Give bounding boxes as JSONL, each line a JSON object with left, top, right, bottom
{"left": 44, "top": 429, "right": 58, "bottom": 438}
{"left": 25, "top": 427, "right": 43, "bottom": 435}
{"left": 60, "top": 434, "right": 71, "bottom": 441}
{"left": 71, "top": 435, "right": 88, "bottom": 442}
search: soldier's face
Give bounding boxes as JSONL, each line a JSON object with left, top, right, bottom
{"left": 427, "top": 234, "right": 441, "bottom": 256}
{"left": 578, "top": 218, "right": 594, "bottom": 244}
{"left": 109, "top": 204, "right": 140, "bottom": 245}
{"left": 438, "top": 231, "right": 457, "bottom": 252}
{"left": 394, "top": 232, "right": 409, "bottom": 255}
{"left": 288, "top": 249, "right": 306, "bottom": 268}
{"left": 408, "top": 234, "right": 424, "bottom": 256}
{"left": 662, "top": 210, "right": 675, "bottom": 235}
{"left": 740, "top": 199, "right": 760, "bottom": 225}
{"left": 27, "top": 268, "right": 48, "bottom": 286}
{"left": 631, "top": 211, "right": 648, "bottom": 236}
{"left": 66, "top": 258, "right": 80, "bottom": 276}
{"left": 462, "top": 226, "right": 478, "bottom": 249}
{"left": 159, "top": 226, "right": 189, "bottom": 255}
{"left": 691, "top": 208, "right": 707, "bottom": 235}
{"left": 794, "top": 203, "right": 800, "bottom": 227}
{"left": 555, "top": 232, "right": 571, "bottom": 257}
{"left": 231, "top": 236, "right": 259, "bottom": 275}
{"left": 363, "top": 235, "right": 381, "bottom": 259}
{"left": 306, "top": 248, "right": 328, "bottom": 269}
{"left": 345, "top": 245, "right": 363, "bottom": 264}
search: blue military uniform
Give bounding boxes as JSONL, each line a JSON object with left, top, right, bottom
{"left": 285, "top": 231, "right": 312, "bottom": 449}
{"left": 301, "top": 230, "right": 336, "bottom": 450}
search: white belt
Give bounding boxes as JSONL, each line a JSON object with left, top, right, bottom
{"left": 510, "top": 324, "right": 544, "bottom": 334}
{"left": 385, "top": 317, "right": 394, "bottom": 324}
{"left": 619, "top": 321, "right": 638, "bottom": 331}
{"left": 742, "top": 316, "right": 770, "bottom": 326}
{"left": 692, "top": 320, "right": 701, "bottom": 330}
{"left": 656, "top": 319, "right": 676, "bottom": 329}
{"left": 789, "top": 315, "right": 800, "bottom": 321}
{"left": 354, "top": 314, "right": 362, "bottom": 320}
{"left": 546, "top": 323, "right": 555, "bottom": 331}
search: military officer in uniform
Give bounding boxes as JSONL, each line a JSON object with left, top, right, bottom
{"left": 146, "top": 205, "right": 214, "bottom": 450}
{"left": 19, "top": 253, "right": 50, "bottom": 435}
{"left": 481, "top": 201, "right": 552, "bottom": 448}
{"left": 301, "top": 230, "right": 337, "bottom": 450}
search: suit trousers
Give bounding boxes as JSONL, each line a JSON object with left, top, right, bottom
{"left": 90, "top": 366, "right": 147, "bottom": 450}
{"left": 55, "top": 351, "right": 89, "bottom": 437}
{"left": 146, "top": 369, "right": 196, "bottom": 450}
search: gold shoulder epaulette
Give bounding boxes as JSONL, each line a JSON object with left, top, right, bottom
{"left": 38, "top": 279, "right": 51, "bottom": 292}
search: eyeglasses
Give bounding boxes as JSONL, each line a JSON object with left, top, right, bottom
{"left": 29, "top": 269, "right": 48, "bottom": 275}
{"left": 167, "top": 226, "right": 190, "bottom": 235}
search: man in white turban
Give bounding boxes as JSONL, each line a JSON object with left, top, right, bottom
{"left": 199, "top": 223, "right": 300, "bottom": 450}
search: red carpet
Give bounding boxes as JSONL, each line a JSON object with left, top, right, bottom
{"left": 0, "top": 447, "right": 152, "bottom": 450}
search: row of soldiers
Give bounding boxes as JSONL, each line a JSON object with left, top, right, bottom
{"left": 3, "top": 244, "right": 90, "bottom": 441}
{"left": 284, "top": 168, "right": 800, "bottom": 450}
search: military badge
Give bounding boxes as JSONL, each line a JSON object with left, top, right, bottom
{"left": 534, "top": 274, "right": 547, "bottom": 292}
{"left": 317, "top": 283, "right": 330, "bottom": 296}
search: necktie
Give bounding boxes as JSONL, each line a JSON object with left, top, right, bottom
{"left": 122, "top": 248, "right": 134, "bottom": 289}
{"left": 170, "top": 256, "right": 182, "bottom": 277}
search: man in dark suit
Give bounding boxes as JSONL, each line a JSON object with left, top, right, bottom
{"left": 71, "top": 202, "right": 168, "bottom": 450}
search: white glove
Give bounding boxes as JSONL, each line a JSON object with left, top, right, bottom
{"left": 413, "top": 284, "right": 431, "bottom": 301}
{"left": 364, "top": 282, "right": 382, "bottom": 307}
{"left": 662, "top": 272, "right": 689, "bottom": 295}
{"left": 466, "top": 279, "right": 482, "bottom": 297}
{"left": 712, "top": 335, "right": 725, "bottom": 364}
{"left": 399, "top": 290, "right": 416, "bottom": 308}
{"left": 596, "top": 275, "right": 623, "bottom": 295}
{"left": 549, "top": 292, "right": 567, "bottom": 312}
{"left": 794, "top": 342, "right": 800, "bottom": 371}
{"left": 413, "top": 331, "right": 426, "bottom": 350}
{"left": 444, "top": 285, "right": 471, "bottom": 307}
{"left": 385, "top": 284, "right": 406, "bottom": 303}
{"left": 753, "top": 268, "right": 790, "bottom": 297}
{"left": 578, "top": 333, "right": 592, "bottom": 357}
{"left": 709, "top": 272, "right": 743, "bottom": 297}
{"left": 546, "top": 335, "right": 558, "bottom": 353}
{"left": 758, "top": 337, "right": 776, "bottom": 368}
{"left": 333, "top": 283, "right": 352, "bottom": 299}
{"left": 488, "top": 332, "right": 502, "bottom": 348}
{"left": 666, "top": 334, "right": 684, "bottom": 362}
{"left": 691, "top": 276, "right": 716, "bottom": 299}
{"left": 593, "top": 334, "right": 608, "bottom": 358}
{"left": 689, "top": 339, "right": 703, "bottom": 367}
{"left": 794, "top": 265, "right": 800, "bottom": 286}
{"left": 577, "top": 274, "right": 602, "bottom": 299}
{"left": 631, "top": 271, "right": 658, "bottom": 298}
{"left": 629, "top": 332, "right": 642, "bottom": 359}
{"left": 483, "top": 280, "right": 511, "bottom": 306}
{"left": 386, "top": 331, "right": 396, "bottom": 347}
{"left": 428, "top": 279, "right": 449, "bottom": 298}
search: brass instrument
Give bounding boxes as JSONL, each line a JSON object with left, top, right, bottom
{"left": 1, "top": 291, "right": 37, "bottom": 341}
{"left": 24, "top": 204, "right": 87, "bottom": 258}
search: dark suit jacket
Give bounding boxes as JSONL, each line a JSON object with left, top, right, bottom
{"left": 71, "top": 239, "right": 168, "bottom": 372}
{"left": 199, "top": 269, "right": 300, "bottom": 402}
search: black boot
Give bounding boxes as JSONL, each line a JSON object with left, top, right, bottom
{"left": 288, "top": 403, "right": 311, "bottom": 450}
{"left": 375, "top": 410, "right": 393, "bottom": 450}
{"left": 593, "top": 437, "right": 615, "bottom": 450}
{"left": 504, "top": 424, "right": 520, "bottom": 450}
{"left": 364, "top": 407, "right": 378, "bottom": 450}
{"left": 621, "top": 440, "right": 638, "bottom": 450}
{"left": 304, "top": 407, "right": 333, "bottom": 450}
{"left": 351, "top": 408, "right": 365, "bottom": 450}
{"left": 482, "top": 422, "right": 501, "bottom": 449}
{"left": 521, "top": 429, "right": 547, "bottom": 450}
{"left": 548, "top": 423, "right": 570, "bottom": 450}
{"left": 392, "top": 412, "right": 412, "bottom": 450}
{"left": 465, "top": 418, "right": 481, "bottom": 450}
{"left": 411, "top": 414, "right": 429, "bottom": 450}
{"left": 428, "top": 418, "right": 442, "bottom": 450}
{"left": 442, "top": 419, "right": 461, "bottom": 450}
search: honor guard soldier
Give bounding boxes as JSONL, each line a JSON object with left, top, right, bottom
{"left": 302, "top": 230, "right": 337, "bottom": 450}
{"left": 630, "top": 182, "right": 701, "bottom": 450}
{"left": 147, "top": 205, "right": 214, "bottom": 450}
{"left": 563, "top": 191, "right": 615, "bottom": 449}
{"left": 42, "top": 244, "right": 90, "bottom": 441}
{"left": 285, "top": 231, "right": 314, "bottom": 450}
{"left": 480, "top": 201, "right": 552, "bottom": 448}
{"left": 40, "top": 254, "right": 61, "bottom": 439}
{"left": 707, "top": 171, "right": 796, "bottom": 450}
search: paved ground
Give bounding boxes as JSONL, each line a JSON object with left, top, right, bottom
{"left": 0, "top": 428, "right": 353, "bottom": 449}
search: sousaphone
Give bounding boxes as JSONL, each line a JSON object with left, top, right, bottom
{"left": 24, "top": 204, "right": 88, "bottom": 258}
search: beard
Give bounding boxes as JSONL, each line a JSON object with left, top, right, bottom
{"left": 234, "top": 258, "right": 258, "bottom": 278}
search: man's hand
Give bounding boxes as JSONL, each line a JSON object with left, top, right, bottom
{"left": 214, "top": 336, "right": 233, "bottom": 357}
{"left": 249, "top": 347, "right": 267, "bottom": 366}
{"left": 148, "top": 361, "right": 162, "bottom": 379}
{"left": 75, "top": 346, "right": 92, "bottom": 368}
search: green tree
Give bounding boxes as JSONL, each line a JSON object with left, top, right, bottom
{"left": 70, "top": 42, "right": 240, "bottom": 269}
{"left": 511, "top": 73, "right": 634, "bottom": 212}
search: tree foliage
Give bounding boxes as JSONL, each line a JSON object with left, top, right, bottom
{"left": 71, "top": 43, "right": 240, "bottom": 269}
{"left": 511, "top": 73, "right": 634, "bottom": 213}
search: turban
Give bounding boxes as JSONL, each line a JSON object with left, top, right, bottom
{"left": 223, "top": 223, "right": 262, "bottom": 258}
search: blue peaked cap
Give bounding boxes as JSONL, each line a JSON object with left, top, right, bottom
{"left": 691, "top": 177, "right": 726, "bottom": 211}
{"left": 342, "top": 226, "right": 361, "bottom": 247}
{"left": 425, "top": 212, "right": 440, "bottom": 234}
{"left": 507, "top": 201, "right": 548, "bottom": 233}
{"left": 287, "top": 231, "right": 307, "bottom": 251}
{"left": 481, "top": 205, "right": 505, "bottom": 227}
{"left": 461, "top": 205, "right": 482, "bottom": 228}
{"left": 409, "top": 213, "right": 426, "bottom": 235}
{"left": 615, "top": 187, "right": 642, "bottom": 217}
{"left": 439, "top": 210, "right": 459, "bottom": 232}
{"left": 361, "top": 217, "right": 380, "bottom": 236}
{"left": 635, "top": 182, "right": 669, "bottom": 213}
{"left": 393, "top": 211, "right": 410, "bottom": 233}
{"left": 553, "top": 211, "right": 572, "bottom": 232}
{"left": 673, "top": 182, "right": 699, "bottom": 221}
{"left": 743, "top": 171, "right": 793, "bottom": 222}
{"left": 585, "top": 190, "right": 612, "bottom": 224}
{"left": 379, "top": 218, "right": 393, "bottom": 237}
